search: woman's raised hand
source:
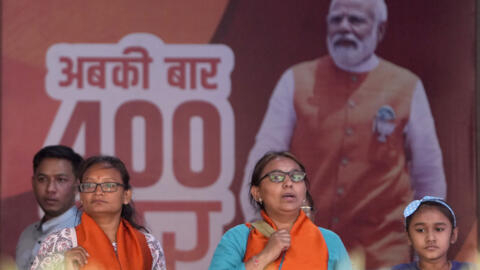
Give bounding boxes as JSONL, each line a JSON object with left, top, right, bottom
{"left": 247, "top": 229, "right": 290, "bottom": 269}
{"left": 64, "top": 246, "right": 89, "bottom": 270}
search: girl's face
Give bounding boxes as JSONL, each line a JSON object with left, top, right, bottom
{"left": 407, "top": 205, "right": 458, "bottom": 263}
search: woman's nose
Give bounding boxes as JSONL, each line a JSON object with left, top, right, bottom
{"left": 282, "top": 176, "right": 294, "bottom": 187}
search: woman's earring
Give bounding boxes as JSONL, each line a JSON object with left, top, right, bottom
{"left": 258, "top": 198, "right": 263, "bottom": 204}
{"left": 301, "top": 199, "right": 313, "bottom": 220}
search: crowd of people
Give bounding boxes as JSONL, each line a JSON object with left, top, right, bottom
{"left": 10, "top": 0, "right": 477, "bottom": 269}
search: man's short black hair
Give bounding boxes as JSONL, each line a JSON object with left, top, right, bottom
{"left": 33, "top": 145, "right": 84, "bottom": 178}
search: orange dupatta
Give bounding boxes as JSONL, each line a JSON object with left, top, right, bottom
{"left": 244, "top": 210, "right": 328, "bottom": 269}
{"left": 75, "top": 213, "right": 152, "bottom": 270}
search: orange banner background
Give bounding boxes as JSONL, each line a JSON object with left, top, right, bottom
{"left": 1, "top": 0, "right": 477, "bottom": 269}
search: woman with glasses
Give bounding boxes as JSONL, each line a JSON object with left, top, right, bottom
{"left": 31, "top": 155, "right": 166, "bottom": 270}
{"left": 209, "top": 151, "right": 351, "bottom": 270}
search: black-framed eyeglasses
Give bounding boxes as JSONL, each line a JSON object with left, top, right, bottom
{"left": 78, "top": 182, "right": 125, "bottom": 193}
{"left": 260, "top": 170, "right": 306, "bottom": 183}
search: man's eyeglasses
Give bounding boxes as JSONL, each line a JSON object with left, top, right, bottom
{"left": 260, "top": 170, "right": 306, "bottom": 183}
{"left": 78, "top": 182, "right": 125, "bottom": 193}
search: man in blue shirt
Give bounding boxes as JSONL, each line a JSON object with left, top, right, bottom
{"left": 15, "top": 145, "right": 83, "bottom": 270}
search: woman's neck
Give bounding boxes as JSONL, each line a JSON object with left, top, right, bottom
{"left": 267, "top": 210, "right": 299, "bottom": 230}
{"left": 91, "top": 214, "right": 122, "bottom": 242}
{"left": 418, "top": 259, "right": 451, "bottom": 270}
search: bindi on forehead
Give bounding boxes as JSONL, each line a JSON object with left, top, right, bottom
{"left": 84, "top": 166, "right": 121, "bottom": 179}
{"left": 83, "top": 176, "right": 119, "bottom": 181}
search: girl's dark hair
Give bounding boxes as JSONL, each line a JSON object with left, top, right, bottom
{"left": 249, "top": 151, "right": 314, "bottom": 212}
{"left": 406, "top": 201, "right": 456, "bottom": 232}
{"left": 79, "top": 155, "right": 148, "bottom": 232}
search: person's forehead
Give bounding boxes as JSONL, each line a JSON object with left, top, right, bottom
{"left": 411, "top": 205, "right": 451, "bottom": 223}
{"left": 329, "top": 0, "right": 375, "bottom": 18}
{"left": 83, "top": 164, "right": 122, "bottom": 181}
{"left": 35, "top": 158, "right": 74, "bottom": 175}
{"left": 262, "top": 157, "right": 300, "bottom": 173}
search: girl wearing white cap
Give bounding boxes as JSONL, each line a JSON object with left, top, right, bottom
{"left": 392, "top": 196, "right": 476, "bottom": 270}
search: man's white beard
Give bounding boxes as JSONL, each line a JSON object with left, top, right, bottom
{"left": 327, "top": 28, "right": 378, "bottom": 70}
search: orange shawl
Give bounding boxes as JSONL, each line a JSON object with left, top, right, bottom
{"left": 75, "top": 213, "right": 152, "bottom": 270}
{"left": 244, "top": 210, "right": 328, "bottom": 269}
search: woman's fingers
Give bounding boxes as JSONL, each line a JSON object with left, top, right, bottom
{"left": 273, "top": 230, "right": 291, "bottom": 250}
{"left": 65, "top": 246, "right": 89, "bottom": 270}
{"left": 262, "top": 229, "right": 291, "bottom": 260}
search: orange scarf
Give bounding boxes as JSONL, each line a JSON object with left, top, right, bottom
{"left": 75, "top": 213, "right": 152, "bottom": 270}
{"left": 244, "top": 210, "right": 328, "bottom": 269}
